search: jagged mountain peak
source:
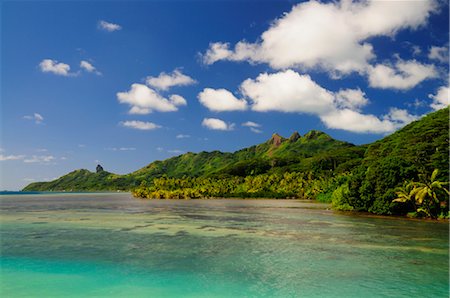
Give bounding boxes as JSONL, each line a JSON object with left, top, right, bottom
{"left": 303, "top": 130, "right": 330, "bottom": 140}
{"left": 268, "top": 133, "right": 286, "bottom": 147}
{"left": 289, "top": 131, "right": 301, "bottom": 142}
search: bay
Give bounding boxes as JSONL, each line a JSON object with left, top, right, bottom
{"left": 1, "top": 193, "right": 448, "bottom": 297}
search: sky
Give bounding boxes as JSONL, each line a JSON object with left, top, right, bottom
{"left": 1, "top": 0, "right": 449, "bottom": 190}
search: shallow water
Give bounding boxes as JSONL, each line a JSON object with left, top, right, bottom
{"left": 1, "top": 193, "right": 448, "bottom": 297}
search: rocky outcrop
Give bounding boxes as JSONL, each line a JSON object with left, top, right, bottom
{"left": 96, "top": 164, "right": 104, "bottom": 173}
{"left": 268, "top": 133, "right": 285, "bottom": 147}
{"left": 289, "top": 131, "right": 301, "bottom": 142}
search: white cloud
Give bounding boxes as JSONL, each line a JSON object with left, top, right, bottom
{"left": 202, "top": 68, "right": 421, "bottom": 134}
{"left": 202, "top": 0, "right": 437, "bottom": 75}
{"left": 335, "top": 88, "right": 369, "bottom": 110}
{"left": 367, "top": 60, "right": 438, "bottom": 90}
{"left": 202, "top": 118, "right": 235, "bottom": 131}
{"left": 169, "top": 94, "right": 187, "bottom": 106}
{"left": 0, "top": 154, "right": 25, "bottom": 161}
{"left": 198, "top": 88, "right": 247, "bottom": 112}
{"left": 80, "top": 60, "right": 101, "bottom": 75}
{"left": 39, "top": 59, "right": 72, "bottom": 76}
{"left": 98, "top": 20, "right": 122, "bottom": 32}
{"left": 383, "top": 107, "right": 419, "bottom": 125}
{"left": 106, "top": 147, "right": 136, "bottom": 151}
{"left": 428, "top": 46, "right": 449, "bottom": 63}
{"left": 412, "top": 45, "right": 422, "bottom": 56}
{"left": 242, "top": 121, "right": 262, "bottom": 133}
{"left": 176, "top": 134, "right": 191, "bottom": 139}
{"left": 24, "top": 113, "right": 44, "bottom": 124}
{"left": 146, "top": 70, "right": 196, "bottom": 91}
{"left": 250, "top": 127, "right": 263, "bottom": 134}
{"left": 242, "top": 121, "right": 261, "bottom": 128}
{"left": 120, "top": 120, "right": 161, "bottom": 130}
{"left": 117, "top": 84, "right": 186, "bottom": 114}
{"left": 429, "top": 85, "right": 449, "bottom": 110}
{"left": 23, "top": 155, "right": 55, "bottom": 163}
{"left": 320, "top": 108, "right": 417, "bottom": 134}
{"left": 241, "top": 69, "right": 334, "bottom": 113}
{"left": 202, "top": 42, "right": 234, "bottom": 65}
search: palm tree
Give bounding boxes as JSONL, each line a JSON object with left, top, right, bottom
{"left": 393, "top": 169, "right": 449, "bottom": 218}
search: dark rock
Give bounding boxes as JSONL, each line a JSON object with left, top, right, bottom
{"left": 96, "top": 164, "right": 104, "bottom": 173}
{"left": 289, "top": 131, "right": 301, "bottom": 142}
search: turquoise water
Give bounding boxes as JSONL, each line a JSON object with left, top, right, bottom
{"left": 1, "top": 194, "right": 448, "bottom": 297}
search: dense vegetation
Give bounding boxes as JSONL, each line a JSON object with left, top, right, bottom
{"left": 24, "top": 108, "right": 449, "bottom": 218}
{"left": 132, "top": 172, "right": 345, "bottom": 200}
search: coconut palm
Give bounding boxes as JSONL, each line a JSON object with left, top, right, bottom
{"left": 394, "top": 169, "right": 449, "bottom": 218}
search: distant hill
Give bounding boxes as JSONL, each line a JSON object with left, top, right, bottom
{"left": 24, "top": 108, "right": 449, "bottom": 209}
{"left": 23, "top": 130, "right": 359, "bottom": 191}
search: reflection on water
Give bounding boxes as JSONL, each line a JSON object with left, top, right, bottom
{"left": 1, "top": 194, "right": 448, "bottom": 297}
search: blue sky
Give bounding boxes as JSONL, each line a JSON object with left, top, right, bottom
{"left": 1, "top": 0, "right": 448, "bottom": 190}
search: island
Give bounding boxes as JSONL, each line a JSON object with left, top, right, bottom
{"left": 24, "top": 107, "right": 449, "bottom": 219}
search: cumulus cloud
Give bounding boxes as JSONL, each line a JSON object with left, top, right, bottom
{"left": 241, "top": 70, "right": 334, "bottom": 113}
{"left": 23, "top": 155, "right": 56, "bottom": 163}
{"left": 168, "top": 94, "right": 187, "bottom": 106}
{"left": 320, "top": 108, "right": 418, "bottom": 134}
{"left": 383, "top": 107, "right": 419, "bottom": 124}
{"left": 429, "top": 85, "right": 449, "bottom": 110}
{"left": 335, "top": 88, "right": 369, "bottom": 110}
{"left": 198, "top": 88, "right": 247, "bottom": 112}
{"left": 367, "top": 60, "right": 438, "bottom": 90}
{"left": 117, "top": 84, "right": 186, "bottom": 114}
{"left": 0, "top": 154, "right": 25, "bottom": 161}
{"left": 98, "top": 20, "right": 122, "bottom": 32}
{"left": 428, "top": 46, "right": 449, "bottom": 63}
{"left": 120, "top": 120, "right": 161, "bottom": 130}
{"left": 39, "top": 59, "right": 72, "bottom": 76}
{"left": 202, "top": 118, "right": 235, "bottom": 131}
{"left": 320, "top": 109, "right": 396, "bottom": 133}
{"left": 204, "top": 69, "right": 419, "bottom": 133}
{"left": 80, "top": 60, "right": 101, "bottom": 75}
{"left": 146, "top": 70, "right": 196, "bottom": 91}
{"left": 24, "top": 113, "right": 44, "bottom": 124}
{"left": 202, "top": 0, "right": 437, "bottom": 75}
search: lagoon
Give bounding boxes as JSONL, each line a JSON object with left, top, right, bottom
{"left": 1, "top": 193, "right": 448, "bottom": 297}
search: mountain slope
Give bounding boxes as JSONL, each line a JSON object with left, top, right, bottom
{"left": 336, "top": 107, "right": 449, "bottom": 214}
{"left": 23, "top": 108, "right": 449, "bottom": 196}
{"left": 23, "top": 130, "right": 356, "bottom": 191}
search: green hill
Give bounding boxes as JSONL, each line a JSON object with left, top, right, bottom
{"left": 23, "top": 130, "right": 357, "bottom": 191}
{"left": 23, "top": 107, "right": 449, "bottom": 217}
{"left": 335, "top": 107, "right": 449, "bottom": 215}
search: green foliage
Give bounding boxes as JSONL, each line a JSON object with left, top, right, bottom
{"left": 23, "top": 108, "right": 450, "bottom": 220}
{"left": 24, "top": 129, "right": 356, "bottom": 192}
{"left": 393, "top": 169, "right": 449, "bottom": 218}
{"left": 132, "top": 172, "right": 342, "bottom": 200}
{"left": 331, "top": 183, "right": 353, "bottom": 211}
{"left": 334, "top": 107, "right": 449, "bottom": 215}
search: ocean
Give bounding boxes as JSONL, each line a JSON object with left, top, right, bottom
{"left": 1, "top": 193, "right": 448, "bottom": 297}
